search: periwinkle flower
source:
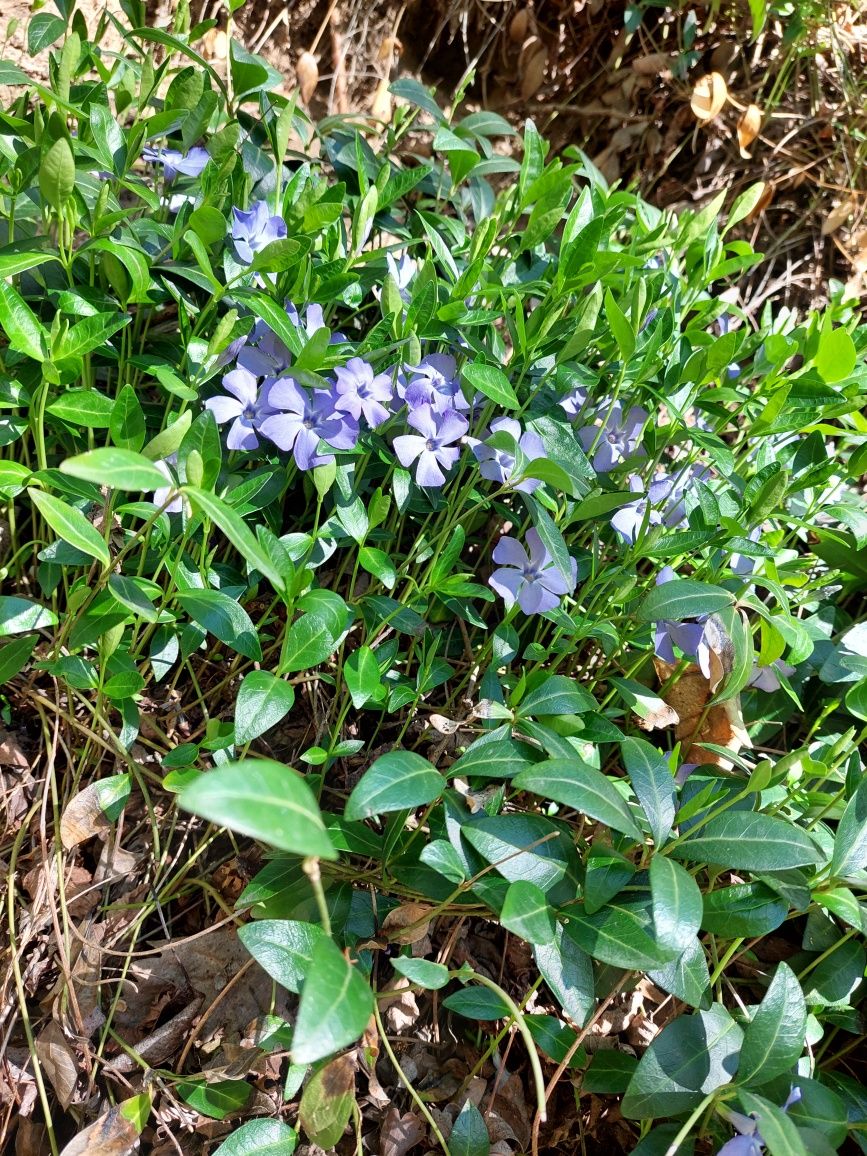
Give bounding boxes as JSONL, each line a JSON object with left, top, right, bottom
{"left": 747, "top": 660, "right": 795, "bottom": 692}
{"left": 236, "top": 321, "right": 292, "bottom": 378}
{"left": 403, "top": 354, "right": 468, "bottom": 413}
{"left": 717, "top": 1087, "right": 801, "bottom": 1156}
{"left": 375, "top": 252, "right": 418, "bottom": 306}
{"left": 470, "top": 416, "right": 545, "bottom": 493}
{"left": 286, "top": 301, "right": 346, "bottom": 344}
{"left": 652, "top": 565, "right": 716, "bottom": 681}
{"left": 204, "top": 366, "right": 278, "bottom": 451}
{"left": 489, "top": 529, "right": 578, "bottom": 615}
{"left": 559, "top": 385, "right": 589, "bottom": 421}
{"left": 153, "top": 455, "right": 184, "bottom": 514}
{"left": 231, "top": 200, "right": 288, "bottom": 265}
{"left": 333, "top": 357, "right": 393, "bottom": 428}
{"left": 579, "top": 401, "right": 647, "bottom": 472}
{"left": 393, "top": 404, "right": 468, "bottom": 488}
{"left": 260, "top": 379, "right": 358, "bottom": 470}
{"left": 611, "top": 466, "right": 706, "bottom": 545}
{"left": 142, "top": 145, "right": 210, "bottom": 182}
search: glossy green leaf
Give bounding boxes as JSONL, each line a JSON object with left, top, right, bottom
{"left": 636, "top": 579, "right": 734, "bottom": 623}
{"left": 0, "top": 280, "right": 46, "bottom": 361}
{"left": 279, "top": 612, "right": 338, "bottom": 675}
{"left": 533, "top": 922, "right": 595, "bottom": 1026}
{"left": 345, "top": 751, "right": 443, "bottom": 820}
{"left": 462, "top": 361, "right": 519, "bottom": 409}
{"left": 212, "top": 1119, "right": 297, "bottom": 1155}
{"left": 176, "top": 1078, "right": 252, "bottom": 1120}
{"left": 235, "top": 671, "right": 295, "bottom": 746}
{"left": 298, "top": 1055, "right": 356, "bottom": 1149}
{"left": 830, "top": 777, "right": 867, "bottom": 878}
{"left": 29, "top": 488, "right": 110, "bottom": 568}
{"left": 737, "top": 1091, "right": 809, "bottom": 1156}
{"left": 512, "top": 757, "right": 642, "bottom": 840}
{"left": 39, "top": 137, "right": 75, "bottom": 210}
{"left": 649, "top": 856, "right": 703, "bottom": 956}
{"left": 501, "top": 879, "right": 556, "bottom": 944}
{"left": 450, "top": 1101, "right": 490, "bottom": 1156}
{"left": 815, "top": 326, "right": 856, "bottom": 384}
{"left": 648, "top": 937, "right": 712, "bottom": 1010}
{"left": 292, "top": 937, "right": 374, "bottom": 1063}
{"left": 47, "top": 390, "right": 114, "bottom": 428}
{"left": 237, "top": 920, "right": 324, "bottom": 994}
{"left": 566, "top": 900, "right": 677, "bottom": 970}
{"left": 179, "top": 758, "right": 335, "bottom": 859}
{"left": 738, "top": 962, "right": 806, "bottom": 1087}
{"left": 177, "top": 590, "right": 261, "bottom": 661}
{"left": 61, "top": 448, "right": 167, "bottom": 491}
{"left": 669, "top": 812, "right": 824, "bottom": 871}
{"left": 391, "top": 956, "right": 450, "bottom": 989}
{"left": 621, "top": 737, "right": 677, "bottom": 847}
{"left": 0, "top": 634, "right": 36, "bottom": 684}
{"left": 0, "top": 597, "right": 57, "bottom": 636}
{"left": 443, "top": 986, "right": 510, "bottom": 1020}
{"left": 185, "top": 487, "right": 285, "bottom": 593}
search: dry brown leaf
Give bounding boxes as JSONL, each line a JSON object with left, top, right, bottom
{"left": 631, "top": 52, "right": 675, "bottom": 77}
{"left": 822, "top": 199, "right": 857, "bottom": 236}
{"left": 35, "top": 1022, "right": 78, "bottom": 1109}
{"left": 377, "top": 36, "right": 402, "bottom": 62}
{"left": 0, "top": 728, "right": 29, "bottom": 767}
{"left": 60, "top": 782, "right": 112, "bottom": 849}
{"left": 381, "top": 1107, "right": 426, "bottom": 1156}
{"left": 201, "top": 28, "right": 228, "bottom": 61}
{"left": 653, "top": 658, "right": 750, "bottom": 767}
{"left": 737, "top": 103, "right": 762, "bottom": 156}
{"left": 59, "top": 1104, "right": 141, "bottom": 1156}
{"left": 509, "top": 9, "right": 530, "bottom": 43}
{"left": 747, "top": 181, "right": 775, "bottom": 221}
{"left": 370, "top": 76, "right": 392, "bottom": 123}
{"left": 296, "top": 50, "right": 319, "bottom": 104}
{"left": 519, "top": 39, "right": 548, "bottom": 100}
{"left": 690, "top": 72, "right": 727, "bottom": 122}
{"left": 382, "top": 902, "right": 433, "bottom": 944}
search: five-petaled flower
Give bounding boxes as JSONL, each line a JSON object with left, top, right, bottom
{"left": 260, "top": 379, "right": 358, "bottom": 470}
{"left": 579, "top": 401, "right": 647, "bottom": 472}
{"left": 403, "top": 354, "right": 468, "bottom": 412}
{"left": 717, "top": 1087, "right": 801, "bottom": 1155}
{"left": 204, "top": 366, "right": 278, "bottom": 451}
{"left": 393, "top": 404, "right": 468, "bottom": 487}
{"left": 489, "top": 529, "right": 578, "bottom": 615}
{"left": 652, "top": 565, "right": 718, "bottom": 683}
{"left": 231, "top": 200, "right": 288, "bottom": 265}
{"left": 333, "top": 357, "right": 393, "bottom": 428}
{"left": 142, "top": 145, "right": 210, "bottom": 182}
{"left": 471, "top": 416, "right": 545, "bottom": 493}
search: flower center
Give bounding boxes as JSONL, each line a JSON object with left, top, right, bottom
{"left": 304, "top": 417, "right": 316, "bottom": 430}
{"left": 242, "top": 404, "right": 256, "bottom": 421}
{"left": 425, "top": 437, "right": 439, "bottom": 451}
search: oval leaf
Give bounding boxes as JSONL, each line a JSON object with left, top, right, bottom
{"left": 292, "top": 937, "right": 374, "bottom": 1064}
{"left": 345, "top": 751, "right": 444, "bottom": 820}
{"left": 512, "top": 757, "right": 642, "bottom": 840}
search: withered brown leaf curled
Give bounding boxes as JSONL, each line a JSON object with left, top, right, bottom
{"left": 654, "top": 658, "right": 750, "bottom": 767}
{"left": 296, "top": 50, "right": 319, "bottom": 104}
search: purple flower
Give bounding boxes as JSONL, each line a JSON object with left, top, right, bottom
{"left": 652, "top": 566, "right": 715, "bottom": 681}
{"left": 231, "top": 200, "right": 288, "bottom": 265}
{"left": 375, "top": 252, "right": 418, "bottom": 306}
{"left": 489, "top": 529, "right": 578, "bottom": 615}
{"left": 747, "top": 660, "right": 795, "bottom": 692}
{"left": 470, "top": 416, "right": 545, "bottom": 493}
{"left": 611, "top": 466, "right": 706, "bottom": 545}
{"left": 393, "top": 405, "right": 468, "bottom": 488}
{"left": 333, "top": 357, "right": 393, "bottom": 428}
{"left": 259, "top": 378, "right": 358, "bottom": 470}
{"left": 204, "top": 366, "right": 278, "bottom": 451}
{"left": 153, "top": 455, "right": 184, "bottom": 514}
{"left": 730, "top": 527, "right": 763, "bottom": 576}
{"left": 579, "top": 402, "right": 647, "bottom": 472}
{"left": 717, "top": 1087, "right": 801, "bottom": 1156}
{"left": 142, "top": 145, "right": 210, "bottom": 182}
{"left": 236, "top": 321, "right": 292, "bottom": 378}
{"left": 559, "top": 385, "right": 589, "bottom": 421}
{"left": 286, "top": 301, "right": 346, "bottom": 344}
{"left": 403, "top": 354, "right": 468, "bottom": 413}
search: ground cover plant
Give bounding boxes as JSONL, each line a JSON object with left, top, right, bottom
{"left": 2, "top": 4, "right": 867, "bottom": 1154}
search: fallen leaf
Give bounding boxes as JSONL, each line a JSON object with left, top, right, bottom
{"left": 381, "top": 1107, "right": 425, "bottom": 1156}
{"left": 519, "top": 38, "right": 548, "bottom": 99}
{"left": 509, "top": 8, "right": 530, "bottom": 42}
{"left": 370, "top": 76, "right": 392, "bottom": 122}
{"left": 654, "top": 658, "right": 750, "bottom": 767}
{"left": 60, "top": 783, "right": 113, "bottom": 849}
{"left": 737, "top": 103, "right": 762, "bottom": 156}
{"left": 632, "top": 52, "right": 675, "bottom": 76}
{"left": 35, "top": 1022, "right": 78, "bottom": 1110}
{"left": 59, "top": 1102, "right": 143, "bottom": 1156}
{"left": 690, "top": 72, "right": 727, "bottom": 122}
{"left": 382, "top": 902, "right": 434, "bottom": 945}
{"left": 747, "top": 181, "right": 774, "bottom": 221}
{"left": 296, "top": 51, "right": 319, "bottom": 104}
{"left": 0, "top": 728, "right": 29, "bottom": 768}
{"left": 822, "top": 198, "right": 857, "bottom": 235}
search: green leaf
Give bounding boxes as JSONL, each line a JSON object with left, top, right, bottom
{"left": 0, "top": 635, "right": 37, "bottom": 684}
{"left": 450, "top": 1101, "right": 490, "bottom": 1156}
{"left": 501, "top": 879, "right": 556, "bottom": 944}
{"left": 343, "top": 645, "right": 383, "bottom": 710}
{"left": 39, "top": 137, "right": 75, "bottom": 211}
{"left": 28, "top": 12, "right": 66, "bottom": 54}
{"left": 179, "top": 758, "right": 335, "bottom": 859}
{"left": 345, "top": 751, "right": 443, "bottom": 820}
{"left": 61, "top": 448, "right": 166, "bottom": 491}
{"left": 279, "top": 612, "right": 338, "bottom": 675}
{"left": 0, "top": 280, "right": 46, "bottom": 361}
{"left": 669, "top": 812, "right": 824, "bottom": 871}
{"left": 107, "top": 574, "right": 160, "bottom": 623}
{"left": 737, "top": 1091, "right": 809, "bottom": 1156}
{"left": 298, "top": 1055, "right": 355, "bottom": 1149}
{"left": 649, "top": 856, "right": 703, "bottom": 956}
{"left": 621, "top": 1005, "right": 743, "bottom": 1119}
{"left": 528, "top": 501, "right": 575, "bottom": 590}
{"left": 566, "top": 901, "right": 677, "bottom": 970}
{"left": 358, "top": 545, "right": 396, "bottom": 589}
{"left": 292, "top": 938, "right": 374, "bottom": 1063}
{"left": 636, "top": 579, "right": 734, "bottom": 622}
{"left": 47, "top": 390, "right": 114, "bottom": 428}
{"left": 830, "top": 777, "right": 867, "bottom": 878}
{"left": 237, "top": 920, "right": 324, "bottom": 994}
{"left": 235, "top": 671, "right": 295, "bottom": 746}
{"left": 176, "top": 1079, "right": 251, "bottom": 1121}
{"left": 815, "top": 326, "right": 857, "bottom": 384}
{"left": 533, "top": 922, "right": 595, "bottom": 1026}
{"left": 0, "top": 60, "right": 30, "bottom": 85}
{"left": 109, "top": 385, "right": 146, "bottom": 453}
{"left": 738, "top": 962, "right": 806, "bottom": 1087}
{"left": 447, "top": 736, "right": 533, "bottom": 780}
{"left": 60, "top": 313, "right": 130, "bottom": 360}
{"left": 177, "top": 590, "right": 261, "bottom": 661}
{"left": 28, "top": 488, "right": 110, "bottom": 568}
{"left": 442, "top": 987, "right": 510, "bottom": 1020}
{"left": 604, "top": 288, "right": 635, "bottom": 360}
{"left": 184, "top": 486, "right": 285, "bottom": 594}
{"left": 701, "top": 883, "right": 788, "bottom": 938}
{"left": 512, "top": 757, "right": 642, "bottom": 840}
{"left": 622, "top": 737, "right": 676, "bottom": 847}
{"left": 0, "top": 241, "right": 60, "bottom": 279}
{"left": 461, "top": 362, "right": 519, "bottom": 410}
{"left": 648, "top": 937, "right": 712, "bottom": 1010}
{"left": 516, "top": 675, "right": 595, "bottom": 717}
{"left": 464, "top": 813, "right": 572, "bottom": 891}
{"left": 391, "top": 957, "right": 450, "bottom": 989}
{"left": 0, "top": 596, "right": 57, "bottom": 636}
{"left": 212, "top": 1119, "right": 298, "bottom": 1155}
